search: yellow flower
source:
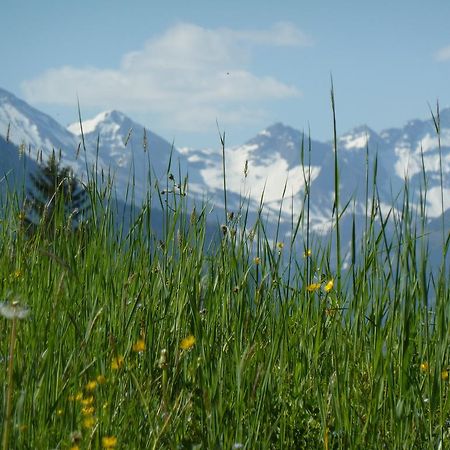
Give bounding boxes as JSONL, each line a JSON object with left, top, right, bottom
{"left": 102, "top": 436, "right": 118, "bottom": 448}
{"left": 420, "top": 362, "right": 429, "bottom": 373}
{"left": 97, "top": 374, "right": 107, "bottom": 384}
{"left": 253, "top": 257, "right": 261, "bottom": 265}
{"left": 82, "top": 416, "right": 96, "bottom": 428}
{"left": 324, "top": 279, "right": 334, "bottom": 292}
{"left": 85, "top": 380, "right": 97, "bottom": 391}
{"left": 56, "top": 408, "right": 63, "bottom": 416}
{"left": 81, "top": 406, "right": 95, "bottom": 416}
{"left": 132, "top": 338, "right": 146, "bottom": 353}
{"left": 111, "top": 355, "right": 124, "bottom": 370}
{"left": 69, "top": 392, "right": 83, "bottom": 402}
{"left": 442, "top": 370, "right": 449, "bottom": 381}
{"left": 180, "top": 335, "right": 196, "bottom": 350}
{"left": 81, "top": 396, "right": 94, "bottom": 406}
{"left": 11, "top": 269, "right": 22, "bottom": 279}
{"left": 70, "top": 446, "right": 80, "bottom": 450}
{"left": 306, "top": 283, "right": 321, "bottom": 292}
{"left": 277, "top": 242, "right": 284, "bottom": 250}
{"left": 303, "top": 249, "right": 312, "bottom": 258}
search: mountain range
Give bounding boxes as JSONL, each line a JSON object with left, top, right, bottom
{"left": 0, "top": 86, "right": 448, "bottom": 265}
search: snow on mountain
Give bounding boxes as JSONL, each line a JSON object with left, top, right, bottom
{"left": 0, "top": 86, "right": 449, "bottom": 237}
{"left": 0, "top": 87, "right": 82, "bottom": 172}
{"left": 68, "top": 110, "right": 189, "bottom": 204}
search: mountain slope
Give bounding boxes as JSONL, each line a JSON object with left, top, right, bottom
{"left": 0, "top": 87, "right": 80, "bottom": 167}
{"left": 68, "top": 110, "right": 190, "bottom": 205}
{"left": 0, "top": 86, "right": 448, "bottom": 249}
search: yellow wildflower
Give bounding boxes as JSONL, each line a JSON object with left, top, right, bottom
{"left": 85, "top": 380, "right": 97, "bottom": 391}
{"left": 82, "top": 416, "right": 95, "bottom": 429}
{"left": 102, "top": 436, "right": 118, "bottom": 448}
{"left": 303, "top": 249, "right": 312, "bottom": 258}
{"left": 81, "top": 406, "right": 95, "bottom": 416}
{"left": 132, "top": 338, "right": 146, "bottom": 353}
{"left": 180, "top": 335, "right": 196, "bottom": 350}
{"left": 69, "top": 392, "right": 83, "bottom": 402}
{"left": 97, "top": 374, "right": 107, "bottom": 384}
{"left": 277, "top": 242, "right": 284, "bottom": 250}
{"left": 324, "top": 279, "right": 334, "bottom": 292}
{"left": 420, "top": 362, "right": 429, "bottom": 373}
{"left": 306, "top": 283, "right": 321, "bottom": 292}
{"left": 442, "top": 370, "right": 449, "bottom": 381}
{"left": 253, "top": 256, "right": 261, "bottom": 265}
{"left": 56, "top": 408, "right": 63, "bottom": 416}
{"left": 81, "top": 396, "right": 94, "bottom": 406}
{"left": 70, "top": 446, "right": 80, "bottom": 450}
{"left": 111, "top": 355, "right": 124, "bottom": 370}
{"left": 11, "top": 269, "right": 22, "bottom": 279}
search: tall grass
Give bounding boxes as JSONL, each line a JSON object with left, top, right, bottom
{"left": 0, "top": 106, "right": 449, "bottom": 450}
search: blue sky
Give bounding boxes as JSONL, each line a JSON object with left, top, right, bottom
{"left": 2, "top": 0, "right": 450, "bottom": 148}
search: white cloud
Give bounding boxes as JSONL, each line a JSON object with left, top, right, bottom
{"left": 434, "top": 45, "right": 450, "bottom": 62}
{"left": 21, "top": 22, "right": 309, "bottom": 131}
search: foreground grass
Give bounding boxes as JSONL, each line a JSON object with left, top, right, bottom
{"left": 1, "top": 121, "right": 450, "bottom": 449}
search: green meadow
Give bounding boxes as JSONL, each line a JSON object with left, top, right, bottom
{"left": 1, "top": 102, "right": 449, "bottom": 450}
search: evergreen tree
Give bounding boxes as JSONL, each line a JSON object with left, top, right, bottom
{"left": 22, "top": 151, "right": 90, "bottom": 234}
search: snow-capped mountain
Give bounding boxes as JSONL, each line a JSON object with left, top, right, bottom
{"left": 0, "top": 86, "right": 448, "bottom": 242}
{"left": 68, "top": 110, "right": 193, "bottom": 205}
{"left": 0, "top": 87, "right": 81, "bottom": 170}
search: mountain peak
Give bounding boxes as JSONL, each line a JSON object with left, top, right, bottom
{"left": 68, "top": 109, "right": 132, "bottom": 136}
{"left": 337, "top": 124, "right": 380, "bottom": 150}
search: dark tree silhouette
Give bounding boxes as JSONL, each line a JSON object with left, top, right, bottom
{"left": 22, "top": 151, "right": 90, "bottom": 234}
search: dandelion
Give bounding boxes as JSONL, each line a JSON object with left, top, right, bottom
{"left": 324, "top": 279, "right": 334, "bottom": 293}
{"left": 306, "top": 283, "right": 321, "bottom": 292}
{"left": 180, "top": 335, "right": 196, "bottom": 350}
{"left": 420, "top": 362, "right": 429, "bottom": 373}
{"left": 1, "top": 297, "right": 30, "bottom": 450}
{"left": 69, "top": 430, "right": 82, "bottom": 445}
{"left": 111, "top": 355, "right": 124, "bottom": 370}
{"left": 11, "top": 269, "right": 22, "bottom": 279}
{"left": 303, "top": 249, "right": 312, "bottom": 258}
{"left": 81, "top": 396, "right": 94, "bottom": 406}
{"left": 85, "top": 380, "right": 97, "bottom": 391}
{"left": 82, "top": 416, "right": 95, "bottom": 429}
{"left": 96, "top": 374, "right": 107, "bottom": 384}
{"left": 0, "top": 300, "right": 30, "bottom": 320}
{"left": 81, "top": 406, "right": 95, "bottom": 416}
{"left": 69, "top": 392, "right": 84, "bottom": 402}
{"left": 102, "top": 436, "right": 117, "bottom": 448}
{"left": 132, "top": 338, "right": 146, "bottom": 353}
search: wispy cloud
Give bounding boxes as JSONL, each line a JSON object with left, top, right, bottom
{"left": 21, "top": 22, "right": 310, "bottom": 131}
{"left": 434, "top": 45, "right": 450, "bottom": 62}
